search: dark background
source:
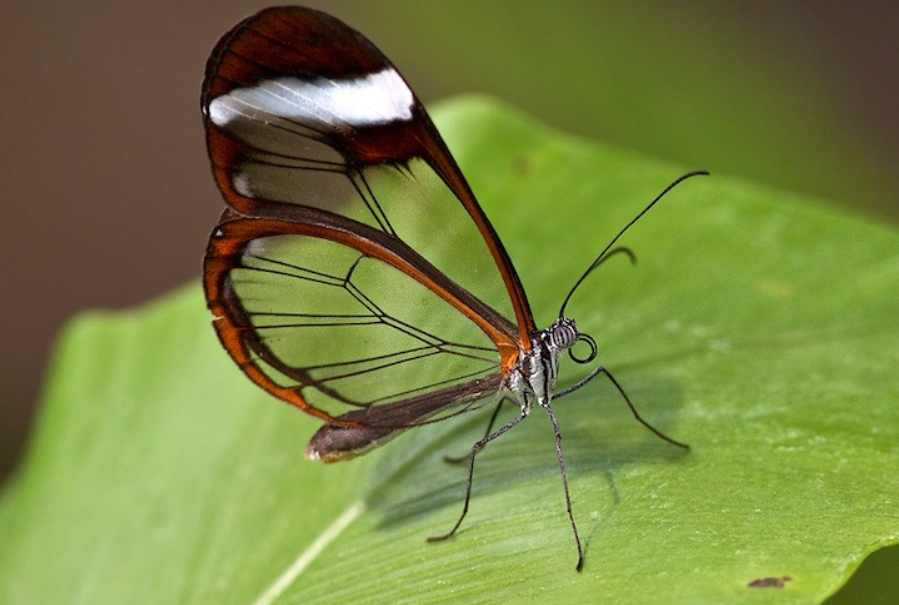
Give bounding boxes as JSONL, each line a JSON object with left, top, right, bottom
{"left": 1, "top": 1, "right": 896, "bottom": 486}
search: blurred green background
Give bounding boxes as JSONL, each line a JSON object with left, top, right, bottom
{"left": 0, "top": 1, "right": 895, "bottom": 601}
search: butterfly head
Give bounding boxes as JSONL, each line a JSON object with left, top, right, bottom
{"left": 540, "top": 317, "right": 597, "bottom": 366}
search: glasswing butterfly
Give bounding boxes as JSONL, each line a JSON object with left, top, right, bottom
{"left": 201, "top": 6, "right": 702, "bottom": 571}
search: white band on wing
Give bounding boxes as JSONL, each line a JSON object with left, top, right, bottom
{"left": 209, "top": 68, "right": 415, "bottom": 129}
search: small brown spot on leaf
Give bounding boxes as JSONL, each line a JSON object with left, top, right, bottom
{"left": 748, "top": 576, "right": 792, "bottom": 588}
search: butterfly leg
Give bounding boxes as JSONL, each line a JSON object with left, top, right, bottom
{"left": 556, "top": 366, "right": 689, "bottom": 449}
{"left": 541, "top": 399, "right": 585, "bottom": 571}
{"left": 428, "top": 395, "right": 527, "bottom": 543}
{"left": 442, "top": 399, "right": 506, "bottom": 464}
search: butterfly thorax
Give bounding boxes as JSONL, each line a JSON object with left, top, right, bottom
{"left": 505, "top": 317, "right": 580, "bottom": 412}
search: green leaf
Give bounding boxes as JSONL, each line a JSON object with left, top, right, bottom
{"left": 1, "top": 97, "right": 897, "bottom": 605}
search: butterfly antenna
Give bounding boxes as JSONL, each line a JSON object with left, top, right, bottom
{"left": 558, "top": 170, "right": 709, "bottom": 318}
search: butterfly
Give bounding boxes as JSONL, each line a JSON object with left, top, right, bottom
{"left": 201, "top": 6, "right": 702, "bottom": 571}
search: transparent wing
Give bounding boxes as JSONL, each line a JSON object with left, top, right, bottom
{"left": 202, "top": 6, "right": 533, "bottom": 338}
{"left": 205, "top": 214, "right": 509, "bottom": 426}
{"left": 201, "top": 7, "right": 533, "bottom": 432}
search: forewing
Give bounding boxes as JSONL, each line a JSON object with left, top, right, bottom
{"left": 201, "top": 6, "right": 533, "bottom": 338}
